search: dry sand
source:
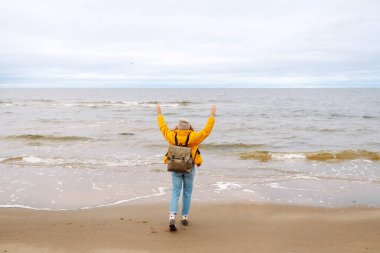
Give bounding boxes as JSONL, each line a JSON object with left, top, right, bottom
{"left": 1, "top": 202, "right": 379, "bottom": 253}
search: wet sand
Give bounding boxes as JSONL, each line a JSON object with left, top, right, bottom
{"left": 1, "top": 203, "right": 380, "bottom": 253}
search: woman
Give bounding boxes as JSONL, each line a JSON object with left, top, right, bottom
{"left": 156, "top": 104, "right": 216, "bottom": 231}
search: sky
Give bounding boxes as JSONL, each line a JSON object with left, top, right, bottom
{"left": 0, "top": 0, "right": 379, "bottom": 88}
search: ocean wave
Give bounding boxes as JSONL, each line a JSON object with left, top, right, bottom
{"left": 327, "top": 113, "right": 376, "bottom": 119}
{"left": 319, "top": 128, "right": 342, "bottom": 133}
{"left": 1, "top": 157, "right": 24, "bottom": 163}
{"left": 0, "top": 100, "right": 197, "bottom": 108}
{"left": 138, "top": 101, "right": 198, "bottom": 108}
{"left": 0, "top": 102, "right": 27, "bottom": 107}
{"left": 140, "top": 100, "right": 197, "bottom": 106}
{"left": 0, "top": 100, "right": 138, "bottom": 108}
{"left": 329, "top": 113, "right": 355, "bottom": 118}
{"left": 4, "top": 134, "right": 92, "bottom": 142}
{"left": 63, "top": 100, "right": 196, "bottom": 108}
{"left": 73, "top": 101, "right": 139, "bottom": 108}
{"left": 240, "top": 150, "right": 380, "bottom": 162}
{"left": 146, "top": 143, "right": 266, "bottom": 150}
{"left": 362, "top": 115, "right": 376, "bottom": 119}
{"left": 201, "top": 143, "right": 266, "bottom": 150}
{"left": 118, "top": 132, "right": 135, "bottom": 136}
{"left": 31, "top": 99, "right": 55, "bottom": 103}
{"left": 251, "top": 167, "right": 380, "bottom": 184}
{"left": 0, "top": 155, "right": 162, "bottom": 168}
{"left": 0, "top": 99, "right": 56, "bottom": 107}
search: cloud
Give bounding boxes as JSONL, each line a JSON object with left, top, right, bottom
{"left": 0, "top": 0, "right": 379, "bottom": 87}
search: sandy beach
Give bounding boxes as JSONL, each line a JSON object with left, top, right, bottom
{"left": 1, "top": 203, "right": 379, "bottom": 253}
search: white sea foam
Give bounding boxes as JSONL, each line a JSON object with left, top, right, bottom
{"left": 139, "top": 103, "right": 179, "bottom": 108}
{"left": 92, "top": 182, "right": 102, "bottom": 191}
{"left": 1, "top": 155, "right": 162, "bottom": 168}
{"left": 94, "top": 187, "right": 168, "bottom": 208}
{"left": 267, "top": 182, "right": 311, "bottom": 191}
{"left": 75, "top": 101, "right": 140, "bottom": 108}
{"left": 0, "top": 204, "right": 52, "bottom": 210}
{"left": 1, "top": 100, "right": 164, "bottom": 108}
{"left": 271, "top": 153, "right": 306, "bottom": 160}
{"left": 22, "top": 156, "right": 44, "bottom": 163}
{"left": 211, "top": 182, "right": 242, "bottom": 192}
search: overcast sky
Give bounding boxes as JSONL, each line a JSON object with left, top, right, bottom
{"left": 0, "top": 0, "right": 379, "bottom": 88}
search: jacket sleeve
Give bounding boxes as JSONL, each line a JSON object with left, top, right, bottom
{"left": 157, "top": 114, "right": 174, "bottom": 143}
{"left": 192, "top": 116, "right": 215, "bottom": 145}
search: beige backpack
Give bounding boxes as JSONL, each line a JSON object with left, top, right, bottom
{"left": 167, "top": 133, "right": 193, "bottom": 173}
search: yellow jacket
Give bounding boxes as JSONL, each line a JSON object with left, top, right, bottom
{"left": 157, "top": 114, "right": 215, "bottom": 166}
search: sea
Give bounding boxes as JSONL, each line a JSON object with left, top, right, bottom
{"left": 0, "top": 88, "right": 379, "bottom": 210}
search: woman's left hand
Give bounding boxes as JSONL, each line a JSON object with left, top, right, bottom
{"left": 156, "top": 104, "right": 162, "bottom": 115}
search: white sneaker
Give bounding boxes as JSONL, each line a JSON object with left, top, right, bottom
{"left": 181, "top": 215, "right": 188, "bottom": 226}
{"left": 169, "top": 214, "right": 177, "bottom": 231}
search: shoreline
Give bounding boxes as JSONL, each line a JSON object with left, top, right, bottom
{"left": 1, "top": 202, "right": 379, "bottom": 253}
{"left": 1, "top": 197, "right": 380, "bottom": 211}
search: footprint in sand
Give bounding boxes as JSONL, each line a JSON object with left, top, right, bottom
{"left": 133, "top": 220, "right": 149, "bottom": 223}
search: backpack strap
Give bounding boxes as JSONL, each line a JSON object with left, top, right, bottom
{"left": 192, "top": 148, "right": 201, "bottom": 165}
{"left": 175, "top": 132, "right": 191, "bottom": 146}
{"left": 185, "top": 132, "right": 191, "bottom": 146}
{"left": 194, "top": 148, "right": 200, "bottom": 159}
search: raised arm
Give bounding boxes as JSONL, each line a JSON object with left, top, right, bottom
{"left": 192, "top": 105, "right": 216, "bottom": 144}
{"left": 156, "top": 104, "right": 174, "bottom": 142}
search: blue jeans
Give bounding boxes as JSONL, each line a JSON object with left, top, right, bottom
{"left": 169, "top": 168, "right": 195, "bottom": 216}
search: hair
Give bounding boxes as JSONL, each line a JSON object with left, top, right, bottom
{"left": 172, "top": 126, "right": 194, "bottom": 131}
